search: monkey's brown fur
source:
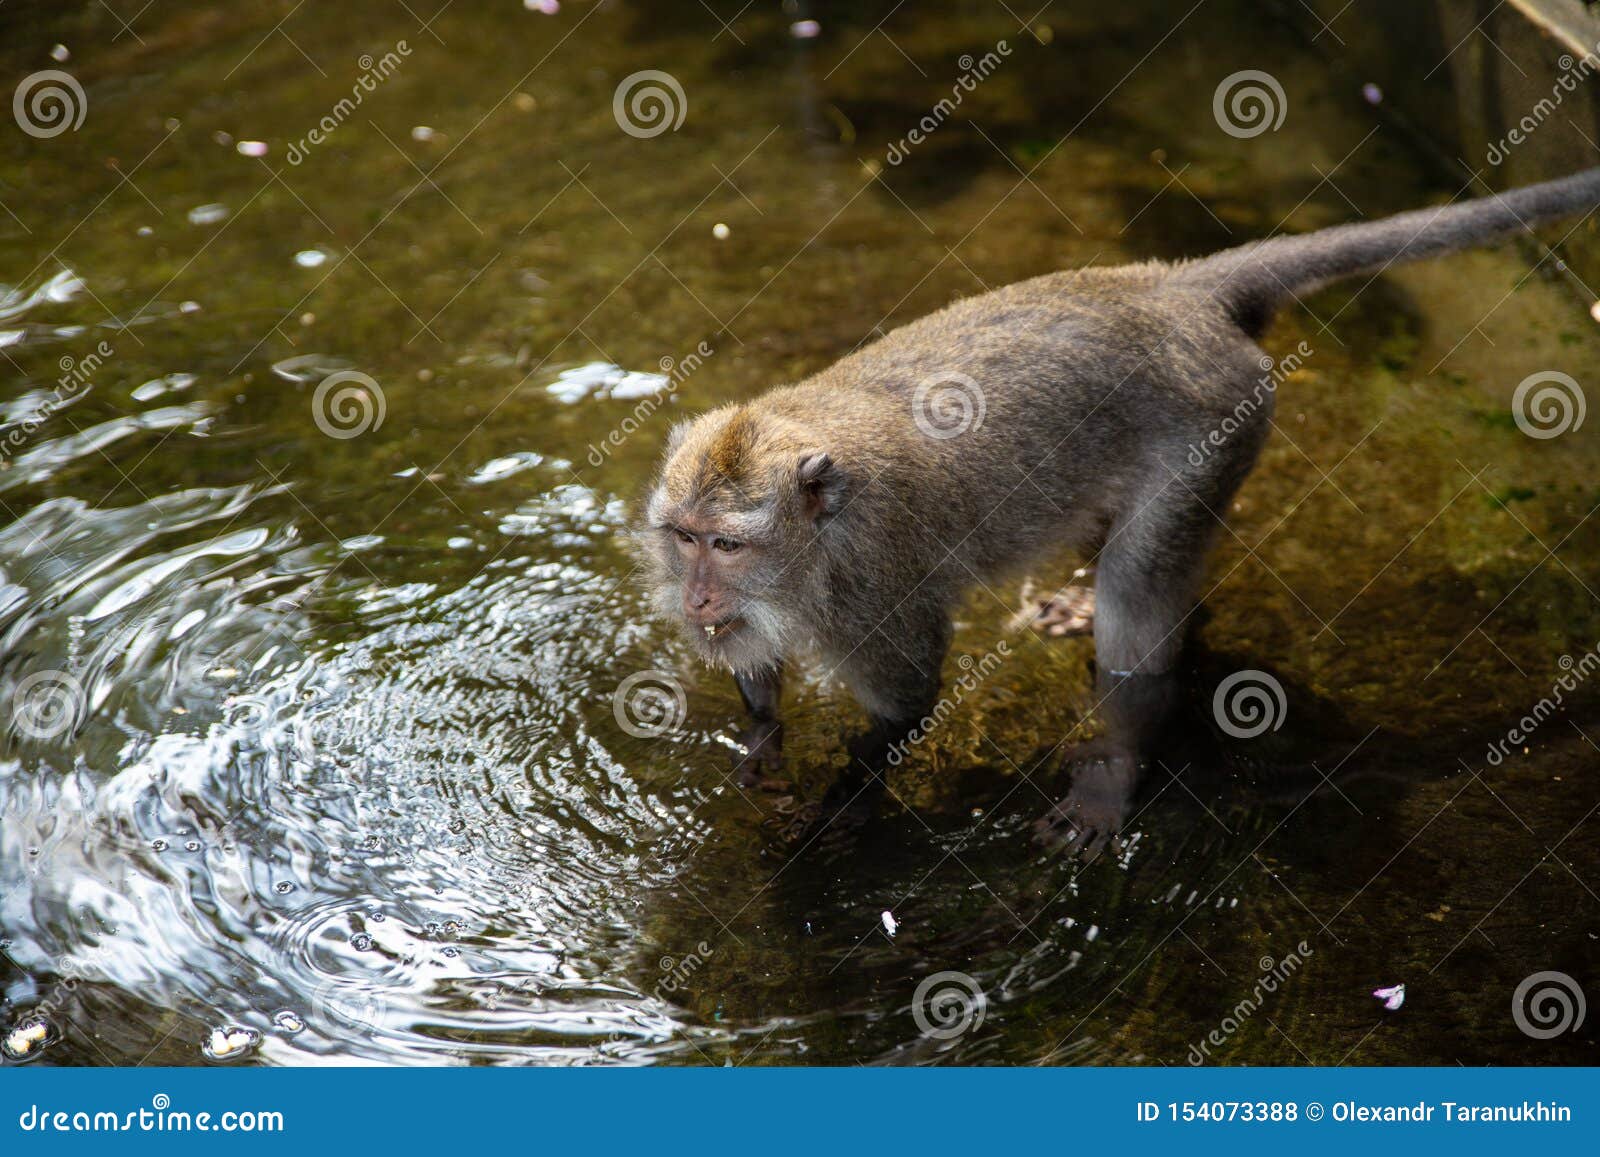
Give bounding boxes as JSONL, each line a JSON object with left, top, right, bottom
{"left": 640, "top": 168, "right": 1600, "bottom": 797}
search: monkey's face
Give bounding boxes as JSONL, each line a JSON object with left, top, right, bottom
{"left": 640, "top": 408, "right": 842, "bottom": 672}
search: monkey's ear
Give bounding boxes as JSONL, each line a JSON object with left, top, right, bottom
{"left": 798, "top": 451, "right": 844, "bottom": 523}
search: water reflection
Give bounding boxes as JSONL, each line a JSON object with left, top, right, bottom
{"left": 1, "top": 0, "right": 1597, "bottom": 1067}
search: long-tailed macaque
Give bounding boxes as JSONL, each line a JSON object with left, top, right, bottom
{"left": 639, "top": 168, "right": 1600, "bottom": 836}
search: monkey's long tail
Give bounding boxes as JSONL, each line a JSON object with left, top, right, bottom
{"left": 1176, "top": 167, "right": 1600, "bottom": 335}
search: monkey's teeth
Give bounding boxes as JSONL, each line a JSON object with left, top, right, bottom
{"left": 704, "top": 624, "right": 718, "bottom": 638}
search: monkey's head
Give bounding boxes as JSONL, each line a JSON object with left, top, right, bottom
{"left": 640, "top": 404, "right": 844, "bottom": 672}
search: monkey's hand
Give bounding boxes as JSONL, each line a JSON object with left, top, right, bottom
{"left": 731, "top": 717, "right": 786, "bottom": 790}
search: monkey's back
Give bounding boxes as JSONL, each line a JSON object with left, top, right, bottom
{"left": 759, "top": 263, "right": 1273, "bottom": 583}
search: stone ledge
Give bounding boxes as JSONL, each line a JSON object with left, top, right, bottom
{"left": 1279, "top": 0, "right": 1600, "bottom": 297}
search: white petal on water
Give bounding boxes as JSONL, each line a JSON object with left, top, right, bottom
{"left": 880, "top": 910, "right": 897, "bottom": 937}
{"left": 187, "top": 203, "right": 230, "bottom": 226}
{"left": 132, "top": 373, "right": 198, "bottom": 402}
{"left": 466, "top": 451, "right": 543, "bottom": 484}
{"left": 203, "top": 1025, "right": 260, "bottom": 1060}
{"left": 545, "top": 361, "right": 669, "bottom": 403}
{"left": 3, "top": 1017, "right": 50, "bottom": 1059}
{"left": 608, "top": 370, "right": 670, "bottom": 399}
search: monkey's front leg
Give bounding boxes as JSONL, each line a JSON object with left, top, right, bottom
{"left": 731, "top": 665, "right": 785, "bottom": 789}
{"left": 805, "top": 622, "right": 947, "bottom": 835}
{"left": 1036, "top": 670, "right": 1180, "bottom": 858}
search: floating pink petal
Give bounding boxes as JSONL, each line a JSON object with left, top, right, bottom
{"left": 1372, "top": 983, "right": 1405, "bottom": 1011}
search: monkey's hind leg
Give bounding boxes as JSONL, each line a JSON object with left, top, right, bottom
{"left": 1035, "top": 478, "right": 1227, "bottom": 856}
{"left": 1092, "top": 473, "right": 1232, "bottom": 678}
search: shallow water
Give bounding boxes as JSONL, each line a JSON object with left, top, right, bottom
{"left": 1, "top": 0, "right": 1596, "bottom": 1066}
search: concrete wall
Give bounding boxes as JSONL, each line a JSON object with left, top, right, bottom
{"left": 1275, "top": 0, "right": 1600, "bottom": 293}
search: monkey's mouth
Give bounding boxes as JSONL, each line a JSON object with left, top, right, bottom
{"left": 699, "top": 618, "right": 743, "bottom": 642}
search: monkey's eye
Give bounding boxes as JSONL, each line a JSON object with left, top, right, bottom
{"left": 674, "top": 529, "right": 695, "bottom": 545}
{"left": 711, "top": 537, "right": 742, "bottom": 554}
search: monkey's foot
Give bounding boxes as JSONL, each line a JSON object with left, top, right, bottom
{"left": 731, "top": 719, "right": 785, "bottom": 789}
{"left": 1033, "top": 743, "right": 1135, "bottom": 862}
{"left": 1012, "top": 579, "right": 1095, "bottom": 637}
